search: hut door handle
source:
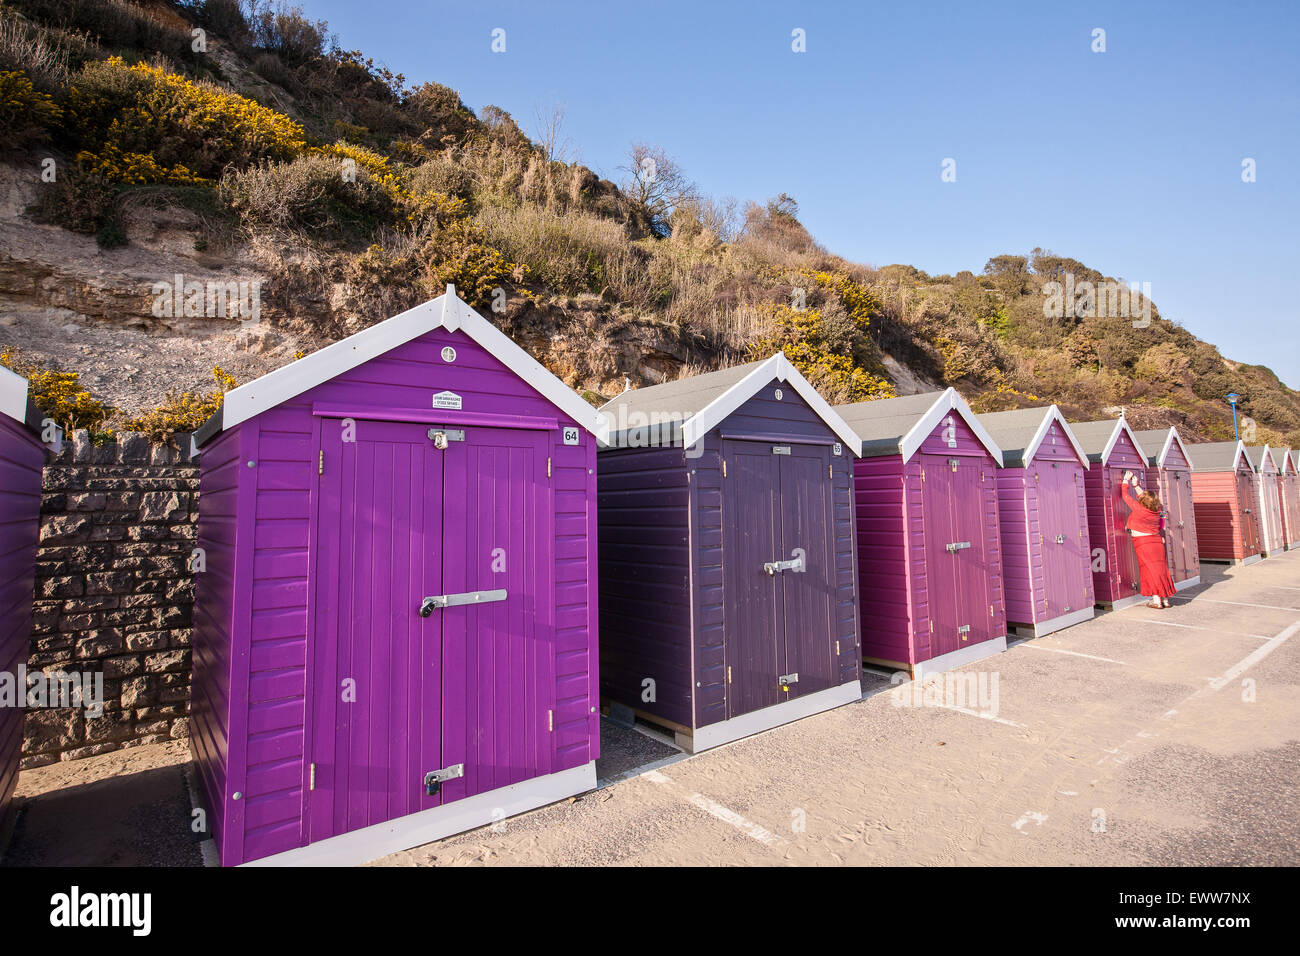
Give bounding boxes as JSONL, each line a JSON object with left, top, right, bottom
{"left": 946, "top": 541, "right": 971, "bottom": 553}
{"left": 764, "top": 550, "right": 806, "bottom": 575}
{"left": 419, "top": 589, "right": 508, "bottom": 616}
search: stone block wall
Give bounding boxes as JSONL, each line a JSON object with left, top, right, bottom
{"left": 22, "top": 431, "right": 198, "bottom": 767}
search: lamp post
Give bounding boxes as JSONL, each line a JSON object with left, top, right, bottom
{"left": 1227, "top": 392, "right": 1241, "bottom": 441}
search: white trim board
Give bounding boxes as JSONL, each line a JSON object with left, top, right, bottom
{"left": 676, "top": 353, "right": 863, "bottom": 456}
{"left": 681, "top": 679, "right": 861, "bottom": 753}
{"left": 0, "top": 366, "right": 28, "bottom": 425}
{"left": 1174, "top": 575, "right": 1201, "bottom": 592}
{"left": 1102, "top": 593, "right": 1147, "bottom": 611}
{"left": 213, "top": 287, "right": 606, "bottom": 443}
{"left": 1022, "top": 405, "right": 1090, "bottom": 468}
{"left": 912, "top": 635, "right": 1008, "bottom": 680}
{"left": 900, "top": 387, "right": 1005, "bottom": 466}
{"left": 242, "top": 761, "right": 596, "bottom": 867}
{"left": 1010, "top": 605, "right": 1096, "bottom": 639}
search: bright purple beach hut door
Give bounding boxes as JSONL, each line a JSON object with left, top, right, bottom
{"left": 949, "top": 458, "right": 993, "bottom": 648}
{"left": 308, "top": 419, "right": 550, "bottom": 843}
{"left": 919, "top": 454, "right": 989, "bottom": 655}
{"left": 1108, "top": 467, "right": 1140, "bottom": 598}
{"left": 1167, "top": 470, "right": 1194, "bottom": 578}
{"left": 1035, "top": 462, "right": 1087, "bottom": 618}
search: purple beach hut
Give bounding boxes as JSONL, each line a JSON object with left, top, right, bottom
{"left": 1070, "top": 417, "right": 1150, "bottom": 610}
{"left": 834, "top": 389, "right": 1008, "bottom": 677}
{"left": 191, "top": 286, "right": 605, "bottom": 866}
{"left": 976, "top": 405, "right": 1095, "bottom": 638}
{"left": 597, "top": 354, "right": 863, "bottom": 752}
{"left": 0, "top": 367, "right": 46, "bottom": 833}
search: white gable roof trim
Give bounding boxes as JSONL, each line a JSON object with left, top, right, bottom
{"left": 666, "top": 353, "right": 863, "bottom": 456}
{"left": 899, "top": 387, "right": 1005, "bottom": 467}
{"left": 0, "top": 365, "right": 28, "bottom": 425}
{"left": 1256, "top": 443, "right": 1279, "bottom": 474}
{"left": 216, "top": 287, "right": 606, "bottom": 441}
{"left": 1100, "top": 417, "right": 1148, "bottom": 466}
{"left": 1023, "top": 404, "right": 1090, "bottom": 468}
{"left": 1158, "top": 427, "right": 1195, "bottom": 471}
{"left": 1233, "top": 440, "right": 1252, "bottom": 472}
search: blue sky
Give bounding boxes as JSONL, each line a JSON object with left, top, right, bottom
{"left": 300, "top": 0, "right": 1300, "bottom": 388}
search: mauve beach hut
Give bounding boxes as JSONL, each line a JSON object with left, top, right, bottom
{"left": 835, "top": 389, "right": 1008, "bottom": 676}
{"left": 1070, "top": 417, "right": 1150, "bottom": 610}
{"left": 0, "top": 368, "right": 45, "bottom": 831}
{"left": 1185, "top": 441, "right": 1261, "bottom": 565}
{"left": 597, "top": 354, "right": 863, "bottom": 752}
{"left": 1245, "top": 445, "right": 1286, "bottom": 556}
{"left": 976, "top": 405, "right": 1095, "bottom": 638}
{"left": 1132, "top": 427, "right": 1201, "bottom": 592}
{"left": 190, "top": 286, "right": 605, "bottom": 866}
{"left": 1273, "top": 448, "right": 1300, "bottom": 550}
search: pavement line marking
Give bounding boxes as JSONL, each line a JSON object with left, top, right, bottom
{"left": 642, "top": 770, "right": 786, "bottom": 847}
{"left": 1021, "top": 643, "right": 1125, "bottom": 664}
{"left": 1204, "top": 619, "right": 1300, "bottom": 692}
{"left": 1138, "top": 619, "right": 1272, "bottom": 640}
{"left": 1171, "top": 597, "right": 1299, "bottom": 612}
{"left": 930, "top": 703, "right": 1023, "bottom": 727}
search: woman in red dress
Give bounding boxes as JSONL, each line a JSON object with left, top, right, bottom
{"left": 1121, "top": 470, "right": 1176, "bottom": 609}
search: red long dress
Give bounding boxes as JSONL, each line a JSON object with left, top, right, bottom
{"left": 1121, "top": 483, "right": 1176, "bottom": 599}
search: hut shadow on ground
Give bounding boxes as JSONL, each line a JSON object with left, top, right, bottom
{"left": 2, "top": 763, "right": 202, "bottom": 867}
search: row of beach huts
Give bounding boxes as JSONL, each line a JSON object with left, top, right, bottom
{"left": 1, "top": 286, "right": 1297, "bottom": 867}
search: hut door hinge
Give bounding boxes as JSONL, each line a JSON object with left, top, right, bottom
{"left": 829, "top": 463, "right": 833, "bottom": 479}
{"left": 547, "top": 457, "right": 552, "bottom": 478}
{"left": 318, "top": 450, "right": 324, "bottom": 475}
{"left": 722, "top": 460, "right": 727, "bottom": 478}
{"left": 309, "top": 762, "right": 315, "bottom": 791}
{"left": 548, "top": 709, "right": 553, "bottom": 732}
{"left": 929, "top": 620, "right": 934, "bottom": 634}
{"left": 727, "top": 665, "right": 732, "bottom": 684}
{"left": 836, "top": 640, "right": 840, "bottom": 655}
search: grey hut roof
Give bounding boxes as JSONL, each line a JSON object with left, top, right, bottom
{"left": 1184, "top": 440, "right": 1248, "bottom": 473}
{"left": 975, "top": 405, "right": 1087, "bottom": 468}
{"left": 600, "top": 359, "right": 763, "bottom": 444}
{"left": 1069, "top": 418, "right": 1146, "bottom": 465}
{"left": 1269, "top": 447, "right": 1291, "bottom": 472}
{"left": 834, "top": 387, "right": 1003, "bottom": 464}
{"left": 1131, "top": 428, "right": 1169, "bottom": 466}
{"left": 598, "top": 353, "right": 861, "bottom": 452}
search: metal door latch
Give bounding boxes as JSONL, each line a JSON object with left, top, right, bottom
{"left": 957, "top": 624, "right": 971, "bottom": 640}
{"left": 764, "top": 552, "right": 806, "bottom": 574}
{"left": 419, "top": 589, "right": 508, "bottom": 616}
{"left": 427, "top": 428, "right": 465, "bottom": 450}
{"left": 1055, "top": 534, "right": 1067, "bottom": 544}
{"left": 946, "top": 541, "right": 972, "bottom": 553}
{"left": 779, "top": 672, "right": 799, "bottom": 688}
{"left": 424, "top": 763, "right": 464, "bottom": 795}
